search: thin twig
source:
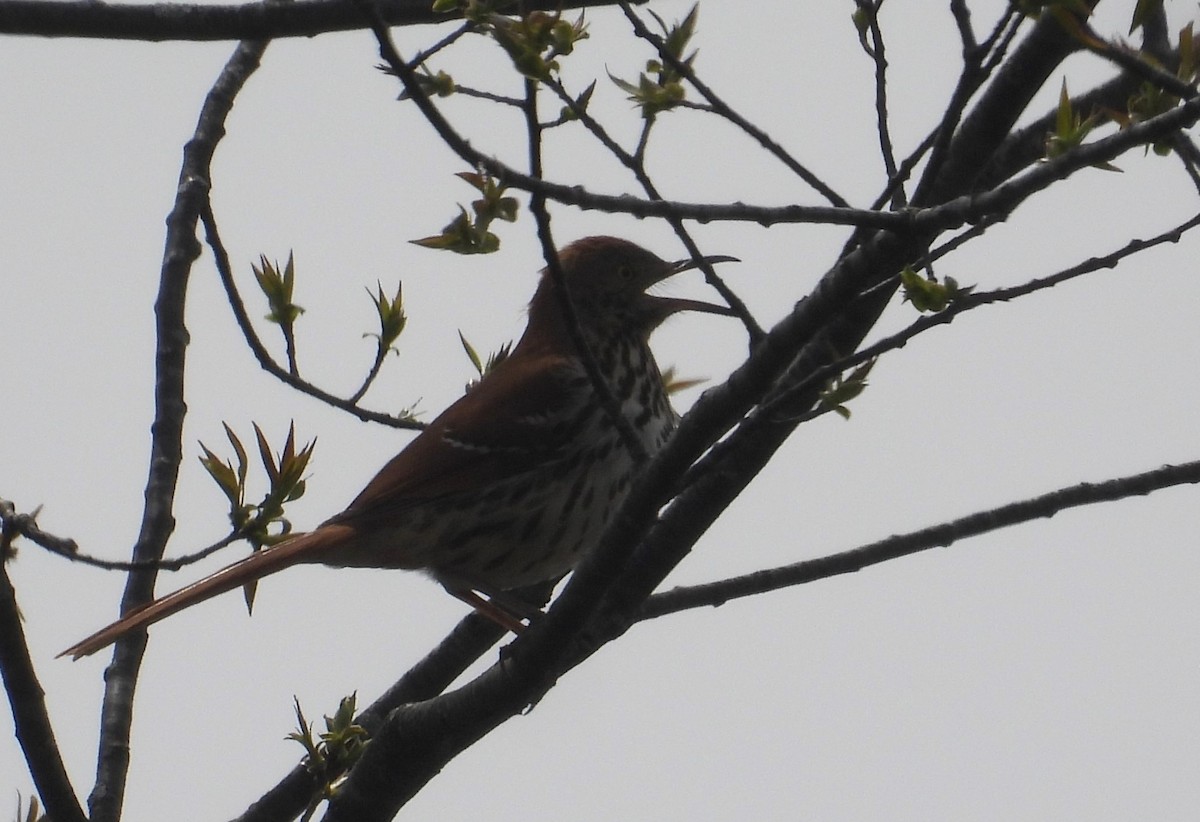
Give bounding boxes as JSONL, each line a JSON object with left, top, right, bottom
{"left": 0, "top": 498, "right": 260, "bottom": 572}
{"left": 520, "top": 77, "right": 650, "bottom": 462}
{"left": 543, "top": 77, "right": 763, "bottom": 342}
{"left": 1172, "top": 134, "right": 1200, "bottom": 193}
{"left": 1076, "top": 20, "right": 1198, "bottom": 102}
{"left": 858, "top": 1, "right": 903, "bottom": 203}
{"left": 201, "top": 205, "right": 423, "bottom": 430}
{"left": 616, "top": 1, "right": 849, "bottom": 209}
{"left": 764, "top": 208, "right": 1200, "bottom": 423}
{"left": 948, "top": 0, "right": 977, "bottom": 53}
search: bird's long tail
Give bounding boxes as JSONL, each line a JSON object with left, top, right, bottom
{"left": 60, "top": 524, "right": 355, "bottom": 660}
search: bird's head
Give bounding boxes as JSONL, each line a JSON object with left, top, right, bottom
{"left": 530, "top": 236, "right": 738, "bottom": 341}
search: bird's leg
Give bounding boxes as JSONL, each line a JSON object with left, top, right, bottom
{"left": 444, "top": 586, "right": 530, "bottom": 634}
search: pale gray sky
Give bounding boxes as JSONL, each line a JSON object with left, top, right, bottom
{"left": 3, "top": 2, "right": 1198, "bottom": 820}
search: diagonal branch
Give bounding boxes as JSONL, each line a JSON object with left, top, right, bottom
{"left": 616, "top": 1, "right": 848, "bottom": 208}
{"left": 642, "top": 459, "right": 1200, "bottom": 620}
{"left": 236, "top": 611, "right": 507, "bottom": 822}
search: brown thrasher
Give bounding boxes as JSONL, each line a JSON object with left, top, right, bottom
{"left": 62, "top": 236, "right": 737, "bottom": 659}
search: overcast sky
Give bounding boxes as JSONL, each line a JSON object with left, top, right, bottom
{"left": 2, "top": 2, "right": 1198, "bottom": 820}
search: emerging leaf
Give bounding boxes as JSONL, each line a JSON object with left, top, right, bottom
{"left": 365, "top": 282, "right": 407, "bottom": 352}
{"left": 413, "top": 171, "right": 520, "bottom": 254}
{"left": 899, "top": 268, "right": 975, "bottom": 313}
{"left": 288, "top": 693, "right": 370, "bottom": 804}
{"left": 484, "top": 8, "right": 588, "bottom": 82}
{"left": 252, "top": 252, "right": 305, "bottom": 327}
{"left": 198, "top": 421, "right": 316, "bottom": 601}
{"left": 609, "top": 4, "right": 699, "bottom": 118}
{"left": 460, "top": 331, "right": 513, "bottom": 392}
{"left": 818, "top": 360, "right": 876, "bottom": 421}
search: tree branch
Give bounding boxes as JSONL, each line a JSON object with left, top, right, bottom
{"left": 0, "top": 0, "right": 628, "bottom": 41}
{"left": 201, "top": 207, "right": 424, "bottom": 430}
{"left": 236, "top": 611, "right": 507, "bottom": 822}
{"left": 87, "top": 38, "right": 270, "bottom": 822}
{"left": 186, "top": 12, "right": 1200, "bottom": 818}
{"left": 617, "top": 1, "right": 849, "bottom": 209}
{"left": 641, "top": 459, "right": 1200, "bottom": 620}
{"left": 0, "top": 506, "right": 86, "bottom": 822}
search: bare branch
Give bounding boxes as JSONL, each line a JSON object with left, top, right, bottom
{"left": 0, "top": 500, "right": 80, "bottom": 562}
{"left": 0, "top": 0, "right": 624, "bottom": 42}
{"left": 87, "top": 39, "right": 270, "bottom": 822}
{"left": 616, "top": 1, "right": 849, "bottom": 208}
{"left": 642, "top": 459, "right": 1200, "bottom": 620}
{"left": 543, "top": 76, "right": 763, "bottom": 341}
{"left": 856, "top": 1, "right": 903, "bottom": 200}
{"left": 0, "top": 506, "right": 86, "bottom": 822}
{"left": 918, "top": 8, "right": 1079, "bottom": 204}
{"left": 764, "top": 209, "right": 1200, "bottom": 429}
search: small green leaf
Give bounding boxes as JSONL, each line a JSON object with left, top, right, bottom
{"left": 254, "top": 423, "right": 280, "bottom": 485}
{"left": 223, "top": 422, "right": 249, "bottom": 487}
{"left": 484, "top": 8, "right": 588, "bottom": 81}
{"left": 413, "top": 171, "right": 518, "bottom": 254}
{"left": 608, "top": 4, "right": 699, "bottom": 118}
{"left": 252, "top": 253, "right": 306, "bottom": 327}
{"left": 852, "top": 5, "right": 875, "bottom": 57}
{"left": 459, "top": 334, "right": 513, "bottom": 392}
{"left": 818, "top": 359, "right": 876, "bottom": 421}
{"left": 365, "top": 282, "right": 407, "bottom": 351}
{"left": 459, "top": 330, "right": 485, "bottom": 376}
{"left": 1045, "top": 79, "right": 1116, "bottom": 169}
{"left": 289, "top": 693, "right": 370, "bottom": 803}
{"left": 900, "top": 267, "right": 975, "bottom": 313}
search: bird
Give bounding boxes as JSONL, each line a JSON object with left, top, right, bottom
{"left": 62, "top": 236, "right": 738, "bottom": 659}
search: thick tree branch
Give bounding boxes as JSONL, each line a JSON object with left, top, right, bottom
{"left": 514, "top": 13, "right": 1200, "bottom": 680}
{"left": 0, "top": 0, "right": 628, "bottom": 41}
{"left": 918, "top": 5, "right": 1089, "bottom": 204}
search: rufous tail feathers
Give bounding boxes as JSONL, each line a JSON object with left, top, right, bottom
{"left": 60, "top": 524, "right": 354, "bottom": 660}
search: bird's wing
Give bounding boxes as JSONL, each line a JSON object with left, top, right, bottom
{"left": 336, "top": 351, "right": 587, "bottom": 522}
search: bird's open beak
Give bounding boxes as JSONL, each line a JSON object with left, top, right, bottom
{"left": 671, "top": 254, "right": 742, "bottom": 274}
{"left": 651, "top": 253, "right": 741, "bottom": 317}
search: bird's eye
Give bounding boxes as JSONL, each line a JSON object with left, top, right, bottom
{"left": 617, "top": 263, "right": 633, "bottom": 281}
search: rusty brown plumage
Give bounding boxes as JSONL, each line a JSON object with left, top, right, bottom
{"left": 62, "top": 236, "right": 736, "bottom": 659}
